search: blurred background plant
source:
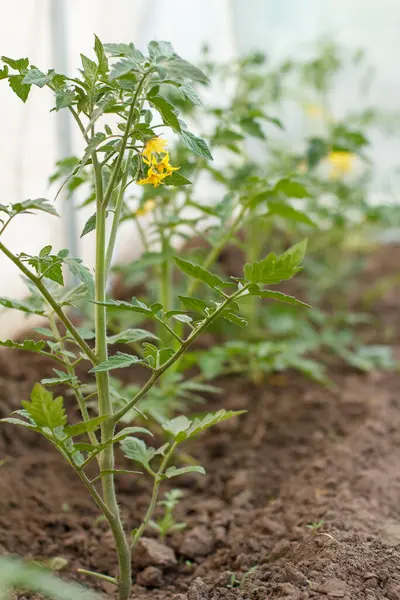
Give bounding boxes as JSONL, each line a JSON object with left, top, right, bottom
{"left": 45, "top": 40, "right": 400, "bottom": 426}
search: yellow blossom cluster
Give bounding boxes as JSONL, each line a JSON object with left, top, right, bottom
{"left": 137, "top": 137, "right": 179, "bottom": 188}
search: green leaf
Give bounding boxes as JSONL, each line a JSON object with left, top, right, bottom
{"left": 0, "top": 557, "right": 102, "bottom": 600}
{"left": 243, "top": 240, "right": 307, "bottom": 285}
{"left": 80, "top": 213, "right": 96, "bottom": 237}
{"left": 9, "top": 74, "right": 31, "bottom": 102}
{"left": 162, "top": 415, "right": 192, "bottom": 438}
{"left": 22, "top": 383, "right": 66, "bottom": 430}
{"left": 163, "top": 56, "right": 209, "bottom": 84}
{"left": 64, "top": 415, "right": 109, "bottom": 438}
{"left": 148, "top": 40, "right": 175, "bottom": 58}
{"left": 180, "top": 83, "right": 203, "bottom": 106}
{"left": 1, "top": 56, "right": 29, "bottom": 71}
{"left": 150, "top": 96, "right": 181, "bottom": 132}
{"left": 80, "top": 54, "right": 97, "bottom": 82}
{"left": 248, "top": 288, "right": 311, "bottom": 308}
{"left": 179, "top": 130, "right": 213, "bottom": 159}
{"left": 41, "top": 371, "right": 76, "bottom": 386}
{"left": 240, "top": 117, "right": 265, "bottom": 139}
{"left": 107, "top": 329, "right": 159, "bottom": 345}
{"left": 104, "top": 42, "right": 138, "bottom": 57}
{"left": 222, "top": 311, "right": 248, "bottom": 328}
{"left": 94, "top": 35, "right": 108, "bottom": 74}
{"left": 163, "top": 171, "right": 191, "bottom": 186}
{"left": 178, "top": 296, "right": 208, "bottom": 314}
{"left": 109, "top": 57, "right": 140, "bottom": 80}
{"left": 0, "top": 65, "right": 9, "bottom": 79}
{"left": 96, "top": 297, "right": 151, "bottom": 315}
{"left": 185, "top": 409, "right": 245, "bottom": 440}
{"left": 274, "top": 178, "right": 310, "bottom": 198}
{"left": 165, "top": 465, "right": 206, "bottom": 478}
{"left": 0, "top": 417, "right": 37, "bottom": 430}
{"left": 12, "top": 198, "right": 59, "bottom": 217}
{"left": 0, "top": 297, "right": 44, "bottom": 315}
{"left": 175, "top": 257, "right": 226, "bottom": 291}
{"left": 55, "top": 88, "right": 75, "bottom": 111}
{"left": 64, "top": 258, "right": 95, "bottom": 299}
{"left": 120, "top": 436, "right": 155, "bottom": 469}
{"left": 90, "top": 352, "right": 142, "bottom": 373}
{"left": 112, "top": 426, "right": 152, "bottom": 444}
{"left": 267, "top": 202, "right": 316, "bottom": 226}
{"left": 22, "top": 68, "right": 51, "bottom": 88}
{"left": 0, "top": 339, "right": 46, "bottom": 352}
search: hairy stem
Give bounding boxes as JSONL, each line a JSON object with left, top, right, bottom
{"left": 94, "top": 183, "right": 131, "bottom": 600}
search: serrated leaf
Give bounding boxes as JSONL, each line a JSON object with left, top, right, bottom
{"left": 0, "top": 339, "right": 46, "bottom": 352}
{"left": 1, "top": 56, "right": 29, "bottom": 71}
{"left": 267, "top": 202, "right": 316, "bottom": 227}
{"left": 120, "top": 436, "right": 155, "bottom": 468}
{"left": 22, "top": 68, "right": 51, "bottom": 88}
{"left": 55, "top": 88, "right": 75, "bottom": 110}
{"left": 165, "top": 465, "right": 205, "bottom": 478}
{"left": 243, "top": 240, "right": 307, "bottom": 285}
{"left": 185, "top": 409, "right": 245, "bottom": 440}
{"left": 64, "top": 415, "right": 109, "bottom": 438}
{"left": 175, "top": 257, "right": 226, "bottom": 291}
{"left": 249, "top": 289, "right": 311, "bottom": 308}
{"left": 150, "top": 96, "right": 181, "bottom": 132}
{"left": 274, "top": 178, "right": 310, "bottom": 198}
{"left": 178, "top": 296, "right": 208, "bottom": 314}
{"left": 9, "top": 74, "right": 31, "bottom": 102}
{"left": 148, "top": 40, "right": 175, "bottom": 58}
{"left": 0, "top": 297, "right": 44, "bottom": 315}
{"left": 95, "top": 298, "right": 151, "bottom": 315}
{"left": 163, "top": 56, "right": 209, "bottom": 84}
{"left": 171, "top": 313, "right": 192, "bottom": 324}
{"left": 12, "top": 198, "right": 59, "bottom": 217}
{"left": 41, "top": 370, "right": 76, "bottom": 385}
{"left": 109, "top": 57, "right": 140, "bottom": 80}
{"left": 94, "top": 35, "right": 108, "bottom": 74}
{"left": 163, "top": 171, "right": 191, "bottom": 186}
{"left": 64, "top": 258, "right": 95, "bottom": 299}
{"left": 112, "top": 426, "right": 152, "bottom": 443}
{"left": 107, "top": 329, "right": 159, "bottom": 345}
{"left": 80, "top": 213, "right": 96, "bottom": 238}
{"left": 180, "top": 83, "right": 203, "bottom": 106}
{"left": 179, "top": 130, "right": 213, "bottom": 159}
{"left": 89, "top": 352, "right": 142, "bottom": 373}
{"left": 22, "top": 383, "right": 66, "bottom": 430}
{"left": 162, "top": 415, "right": 192, "bottom": 438}
{"left": 222, "top": 311, "right": 248, "bottom": 328}
{"left": 0, "top": 417, "right": 37, "bottom": 430}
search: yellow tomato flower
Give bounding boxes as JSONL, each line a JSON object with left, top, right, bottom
{"left": 142, "top": 137, "right": 168, "bottom": 161}
{"left": 304, "top": 103, "right": 327, "bottom": 119}
{"left": 326, "top": 151, "right": 355, "bottom": 179}
{"left": 135, "top": 199, "right": 156, "bottom": 217}
{"left": 155, "top": 152, "right": 180, "bottom": 175}
{"left": 137, "top": 167, "right": 168, "bottom": 188}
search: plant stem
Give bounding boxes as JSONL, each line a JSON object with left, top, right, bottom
{"left": 131, "top": 442, "right": 177, "bottom": 549}
{"left": 77, "top": 569, "right": 117, "bottom": 585}
{"left": 48, "top": 315, "right": 99, "bottom": 449}
{"left": 95, "top": 193, "right": 131, "bottom": 600}
{"left": 0, "top": 241, "right": 97, "bottom": 364}
{"left": 112, "top": 285, "right": 250, "bottom": 425}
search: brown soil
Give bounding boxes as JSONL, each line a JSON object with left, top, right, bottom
{"left": 1, "top": 246, "right": 400, "bottom": 600}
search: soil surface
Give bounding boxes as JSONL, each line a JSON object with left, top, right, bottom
{"left": 1, "top": 246, "right": 400, "bottom": 600}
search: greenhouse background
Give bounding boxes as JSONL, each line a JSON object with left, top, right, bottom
{"left": 1, "top": 0, "right": 400, "bottom": 336}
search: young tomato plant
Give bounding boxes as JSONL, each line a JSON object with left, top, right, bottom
{"left": 0, "top": 38, "right": 307, "bottom": 600}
